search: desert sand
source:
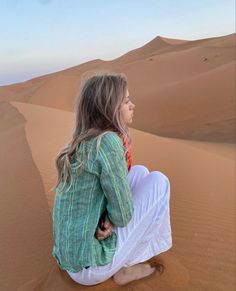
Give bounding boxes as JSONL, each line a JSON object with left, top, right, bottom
{"left": 0, "top": 33, "right": 235, "bottom": 290}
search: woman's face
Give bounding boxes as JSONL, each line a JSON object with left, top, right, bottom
{"left": 120, "top": 89, "right": 135, "bottom": 125}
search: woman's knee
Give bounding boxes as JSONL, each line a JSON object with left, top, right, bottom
{"left": 147, "top": 171, "right": 170, "bottom": 198}
{"left": 149, "top": 171, "right": 170, "bottom": 184}
{"left": 130, "top": 165, "right": 149, "bottom": 175}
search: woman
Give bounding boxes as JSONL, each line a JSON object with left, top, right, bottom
{"left": 52, "top": 72, "right": 172, "bottom": 285}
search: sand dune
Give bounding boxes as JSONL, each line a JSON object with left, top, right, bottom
{"left": 113, "top": 36, "right": 172, "bottom": 63}
{"left": 0, "top": 101, "right": 233, "bottom": 291}
{"left": 0, "top": 33, "right": 235, "bottom": 290}
{"left": 0, "top": 33, "right": 235, "bottom": 143}
{"left": 0, "top": 102, "right": 53, "bottom": 291}
{"left": 8, "top": 102, "right": 76, "bottom": 209}
{"left": 129, "top": 60, "right": 235, "bottom": 142}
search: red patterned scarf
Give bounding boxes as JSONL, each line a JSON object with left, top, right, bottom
{"left": 120, "top": 136, "right": 133, "bottom": 172}
{"left": 106, "top": 128, "right": 133, "bottom": 172}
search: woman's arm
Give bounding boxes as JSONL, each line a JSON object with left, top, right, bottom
{"left": 98, "top": 133, "right": 134, "bottom": 227}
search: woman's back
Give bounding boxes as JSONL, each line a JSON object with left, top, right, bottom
{"left": 52, "top": 131, "right": 134, "bottom": 273}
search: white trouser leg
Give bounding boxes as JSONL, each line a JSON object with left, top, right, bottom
{"left": 67, "top": 165, "right": 172, "bottom": 285}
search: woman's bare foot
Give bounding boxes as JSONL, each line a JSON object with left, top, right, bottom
{"left": 113, "top": 263, "right": 156, "bottom": 285}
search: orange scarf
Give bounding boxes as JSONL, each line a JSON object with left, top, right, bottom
{"left": 106, "top": 128, "right": 133, "bottom": 172}
{"left": 121, "top": 136, "right": 133, "bottom": 172}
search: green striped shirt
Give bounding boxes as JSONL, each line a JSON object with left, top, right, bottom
{"left": 52, "top": 131, "right": 134, "bottom": 273}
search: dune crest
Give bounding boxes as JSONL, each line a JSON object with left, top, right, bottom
{"left": 1, "top": 33, "right": 235, "bottom": 143}
{"left": 0, "top": 102, "right": 54, "bottom": 291}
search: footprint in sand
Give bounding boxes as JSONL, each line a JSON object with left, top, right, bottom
{"left": 153, "top": 252, "right": 190, "bottom": 288}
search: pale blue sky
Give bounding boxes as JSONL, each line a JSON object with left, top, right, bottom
{"left": 0, "top": 0, "right": 235, "bottom": 85}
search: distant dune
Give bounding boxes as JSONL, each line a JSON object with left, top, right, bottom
{"left": 0, "top": 33, "right": 235, "bottom": 143}
{"left": 0, "top": 33, "right": 235, "bottom": 291}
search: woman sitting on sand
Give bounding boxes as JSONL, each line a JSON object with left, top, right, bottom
{"left": 52, "top": 72, "right": 172, "bottom": 286}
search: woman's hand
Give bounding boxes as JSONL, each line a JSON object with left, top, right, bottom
{"left": 95, "top": 218, "right": 113, "bottom": 241}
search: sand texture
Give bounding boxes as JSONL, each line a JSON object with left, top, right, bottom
{"left": 0, "top": 33, "right": 235, "bottom": 290}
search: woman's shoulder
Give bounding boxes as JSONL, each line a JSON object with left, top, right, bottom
{"left": 76, "top": 130, "right": 124, "bottom": 160}
{"left": 99, "top": 131, "right": 123, "bottom": 150}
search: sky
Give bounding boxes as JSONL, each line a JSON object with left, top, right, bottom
{"left": 0, "top": 0, "right": 235, "bottom": 86}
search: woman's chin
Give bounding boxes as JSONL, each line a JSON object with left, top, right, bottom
{"left": 127, "top": 119, "right": 133, "bottom": 125}
{"left": 124, "top": 116, "right": 133, "bottom": 125}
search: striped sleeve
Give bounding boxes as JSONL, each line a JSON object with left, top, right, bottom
{"left": 98, "top": 132, "right": 134, "bottom": 227}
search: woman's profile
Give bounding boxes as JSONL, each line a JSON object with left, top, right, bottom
{"left": 52, "top": 71, "right": 172, "bottom": 286}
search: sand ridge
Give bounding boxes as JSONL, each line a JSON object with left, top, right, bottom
{"left": 0, "top": 33, "right": 235, "bottom": 290}
{"left": 1, "top": 33, "right": 235, "bottom": 142}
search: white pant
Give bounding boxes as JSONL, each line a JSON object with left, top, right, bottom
{"left": 67, "top": 165, "right": 172, "bottom": 285}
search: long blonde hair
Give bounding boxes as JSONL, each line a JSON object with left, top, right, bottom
{"left": 53, "top": 71, "right": 131, "bottom": 194}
